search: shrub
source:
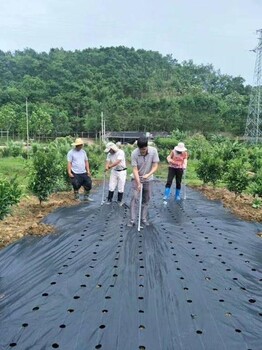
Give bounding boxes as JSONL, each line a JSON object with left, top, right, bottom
{"left": 87, "top": 143, "right": 106, "bottom": 177}
{"left": 0, "top": 177, "right": 22, "bottom": 220}
{"left": 247, "top": 168, "right": 262, "bottom": 197}
{"left": 28, "top": 147, "right": 63, "bottom": 204}
{"left": 224, "top": 158, "right": 251, "bottom": 196}
{"left": 247, "top": 146, "right": 262, "bottom": 173}
{"left": 1, "top": 147, "right": 11, "bottom": 157}
{"left": 196, "top": 153, "right": 224, "bottom": 186}
{"left": 213, "top": 140, "right": 244, "bottom": 164}
{"left": 2, "top": 141, "right": 24, "bottom": 158}
{"left": 186, "top": 134, "right": 210, "bottom": 160}
{"left": 154, "top": 137, "right": 179, "bottom": 161}
{"left": 252, "top": 197, "right": 261, "bottom": 209}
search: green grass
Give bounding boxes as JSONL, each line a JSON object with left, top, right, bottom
{"left": 0, "top": 157, "right": 31, "bottom": 193}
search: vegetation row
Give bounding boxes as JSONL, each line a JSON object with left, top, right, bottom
{"left": 0, "top": 133, "right": 261, "bottom": 220}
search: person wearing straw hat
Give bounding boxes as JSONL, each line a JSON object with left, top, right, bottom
{"left": 104, "top": 141, "right": 127, "bottom": 205}
{"left": 127, "top": 137, "right": 159, "bottom": 227}
{"left": 67, "top": 138, "right": 93, "bottom": 201}
{"left": 163, "top": 142, "right": 188, "bottom": 201}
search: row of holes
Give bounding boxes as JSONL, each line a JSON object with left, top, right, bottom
{"left": 93, "top": 208, "right": 128, "bottom": 350}
{"left": 154, "top": 194, "right": 261, "bottom": 340}
{"left": 8, "top": 208, "right": 108, "bottom": 348}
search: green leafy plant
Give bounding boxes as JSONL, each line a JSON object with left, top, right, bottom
{"left": 0, "top": 177, "right": 22, "bottom": 220}
{"left": 224, "top": 158, "right": 251, "bottom": 196}
{"left": 186, "top": 133, "right": 210, "bottom": 160}
{"left": 28, "top": 147, "right": 63, "bottom": 204}
{"left": 196, "top": 153, "right": 224, "bottom": 186}
{"left": 154, "top": 137, "right": 179, "bottom": 161}
{"left": 247, "top": 168, "right": 262, "bottom": 198}
{"left": 252, "top": 196, "right": 261, "bottom": 209}
{"left": 87, "top": 144, "right": 106, "bottom": 177}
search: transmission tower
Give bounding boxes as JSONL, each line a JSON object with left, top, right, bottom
{"left": 245, "top": 29, "right": 262, "bottom": 143}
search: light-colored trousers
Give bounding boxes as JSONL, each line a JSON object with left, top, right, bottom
{"left": 130, "top": 180, "right": 152, "bottom": 222}
{"left": 109, "top": 170, "right": 127, "bottom": 193}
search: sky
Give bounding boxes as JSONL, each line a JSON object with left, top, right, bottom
{"left": 0, "top": 0, "right": 261, "bottom": 85}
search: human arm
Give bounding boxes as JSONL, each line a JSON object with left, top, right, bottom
{"left": 105, "top": 159, "right": 121, "bottom": 171}
{"left": 183, "top": 152, "right": 188, "bottom": 170}
{"left": 85, "top": 160, "right": 91, "bottom": 176}
{"left": 67, "top": 162, "right": 74, "bottom": 178}
{"left": 142, "top": 147, "right": 159, "bottom": 180}
{"left": 167, "top": 151, "right": 177, "bottom": 165}
{"left": 133, "top": 166, "right": 142, "bottom": 191}
{"left": 142, "top": 162, "right": 158, "bottom": 180}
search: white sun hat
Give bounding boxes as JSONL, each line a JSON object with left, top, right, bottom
{"left": 174, "top": 142, "right": 187, "bottom": 152}
{"left": 104, "top": 142, "right": 119, "bottom": 153}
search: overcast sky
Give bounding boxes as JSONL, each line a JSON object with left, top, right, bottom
{"left": 0, "top": 0, "right": 261, "bottom": 85}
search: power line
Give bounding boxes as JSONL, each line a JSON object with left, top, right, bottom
{"left": 244, "top": 29, "right": 262, "bottom": 144}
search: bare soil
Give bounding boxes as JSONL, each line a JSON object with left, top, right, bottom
{"left": 0, "top": 192, "right": 77, "bottom": 249}
{"left": 0, "top": 186, "right": 261, "bottom": 249}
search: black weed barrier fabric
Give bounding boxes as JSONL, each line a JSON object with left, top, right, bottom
{"left": 0, "top": 181, "right": 261, "bottom": 350}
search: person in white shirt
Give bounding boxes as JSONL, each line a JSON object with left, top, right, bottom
{"left": 67, "top": 138, "right": 93, "bottom": 201}
{"left": 104, "top": 142, "right": 127, "bottom": 205}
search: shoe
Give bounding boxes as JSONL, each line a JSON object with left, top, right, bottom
{"left": 127, "top": 220, "right": 135, "bottom": 227}
{"left": 106, "top": 200, "right": 112, "bottom": 205}
{"left": 84, "top": 195, "right": 94, "bottom": 202}
{"left": 141, "top": 219, "right": 150, "bottom": 226}
{"left": 118, "top": 201, "right": 125, "bottom": 207}
{"left": 175, "top": 189, "right": 181, "bottom": 201}
{"left": 74, "top": 192, "right": 80, "bottom": 200}
{"left": 163, "top": 187, "right": 171, "bottom": 200}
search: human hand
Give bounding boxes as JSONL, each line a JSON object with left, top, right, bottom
{"left": 142, "top": 173, "right": 149, "bottom": 180}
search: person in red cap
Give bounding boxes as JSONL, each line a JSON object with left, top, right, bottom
{"left": 163, "top": 142, "right": 188, "bottom": 201}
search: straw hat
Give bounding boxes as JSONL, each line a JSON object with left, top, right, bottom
{"left": 174, "top": 142, "right": 187, "bottom": 152}
{"left": 72, "top": 138, "right": 84, "bottom": 146}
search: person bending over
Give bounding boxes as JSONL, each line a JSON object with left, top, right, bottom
{"left": 104, "top": 142, "right": 127, "bottom": 205}
{"left": 163, "top": 142, "right": 188, "bottom": 201}
{"left": 128, "top": 137, "right": 159, "bottom": 227}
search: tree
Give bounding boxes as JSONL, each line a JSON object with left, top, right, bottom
{"left": 28, "top": 146, "right": 63, "bottom": 204}
{"left": 0, "top": 104, "right": 17, "bottom": 134}
{"left": 30, "top": 107, "right": 53, "bottom": 139}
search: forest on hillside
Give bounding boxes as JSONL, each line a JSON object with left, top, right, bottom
{"left": 0, "top": 46, "right": 251, "bottom": 138}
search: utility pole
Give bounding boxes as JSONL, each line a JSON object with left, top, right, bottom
{"left": 101, "top": 111, "right": 106, "bottom": 144}
{"left": 244, "top": 29, "right": 262, "bottom": 143}
{"left": 26, "top": 98, "right": 29, "bottom": 158}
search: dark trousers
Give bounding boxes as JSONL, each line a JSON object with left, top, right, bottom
{"left": 71, "top": 172, "right": 92, "bottom": 192}
{"left": 165, "top": 167, "right": 183, "bottom": 190}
